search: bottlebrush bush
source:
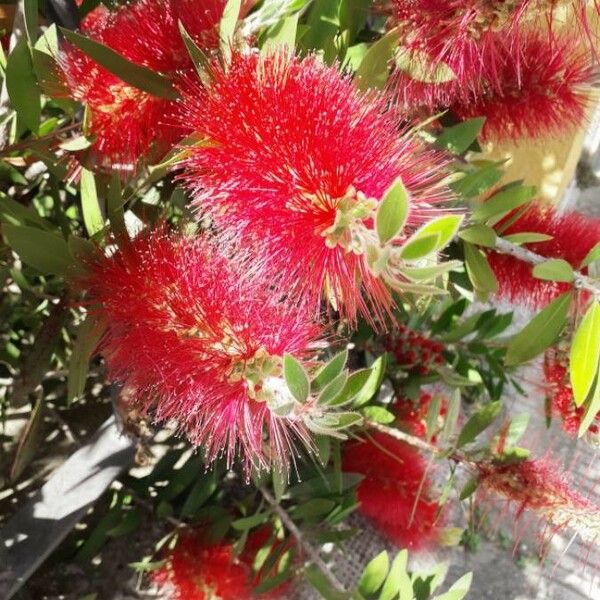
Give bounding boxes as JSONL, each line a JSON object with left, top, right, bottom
{"left": 1, "top": 1, "right": 600, "bottom": 599}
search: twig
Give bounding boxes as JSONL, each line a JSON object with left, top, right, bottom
{"left": 492, "top": 237, "right": 599, "bottom": 298}
{"left": 365, "top": 419, "right": 438, "bottom": 454}
{"left": 259, "top": 486, "right": 347, "bottom": 595}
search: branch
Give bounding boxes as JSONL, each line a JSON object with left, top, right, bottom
{"left": 492, "top": 237, "right": 599, "bottom": 298}
{"left": 259, "top": 486, "right": 347, "bottom": 595}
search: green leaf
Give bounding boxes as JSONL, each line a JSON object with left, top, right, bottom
{"left": 178, "top": 21, "right": 215, "bottom": 85}
{"left": 231, "top": 512, "right": 270, "bottom": 531}
{"left": 67, "top": 314, "right": 105, "bottom": 403}
{"left": 376, "top": 178, "right": 409, "bottom": 244}
{"left": 415, "top": 214, "right": 464, "bottom": 250}
{"left": 395, "top": 46, "right": 455, "bottom": 84}
{"left": 458, "top": 224, "right": 496, "bottom": 248}
{"left": 313, "top": 349, "right": 348, "bottom": 390}
{"left": 502, "top": 232, "right": 553, "bottom": 245}
{"left": 60, "top": 28, "right": 177, "bottom": 99}
{"left": 24, "top": 0, "right": 39, "bottom": 46}
{"left": 403, "top": 260, "right": 462, "bottom": 281}
{"left": 456, "top": 401, "right": 501, "bottom": 447}
{"left": 6, "top": 37, "right": 41, "bottom": 132}
{"left": 504, "top": 414, "right": 530, "bottom": 447}
{"left": 283, "top": 353, "right": 310, "bottom": 402}
{"left": 472, "top": 184, "right": 536, "bottom": 222}
{"left": 80, "top": 168, "right": 105, "bottom": 237}
{"left": 435, "top": 118, "right": 485, "bottom": 154}
{"left": 305, "top": 565, "right": 347, "bottom": 600}
{"left": 329, "top": 368, "right": 373, "bottom": 406}
{"left": 10, "top": 398, "right": 45, "bottom": 482}
{"left": 300, "top": 0, "right": 342, "bottom": 64}
{"left": 181, "top": 472, "right": 218, "bottom": 517}
{"left": 433, "top": 572, "right": 472, "bottom": 600}
{"left": 318, "top": 371, "right": 348, "bottom": 405}
{"left": 3, "top": 223, "right": 72, "bottom": 276}
{"left": 360, "top": 405, "right": 395, "bottom": 424}
{"left": 355, "top": 29, "right": 400, "bottom": 91}
{"left": 359, "top": 550, "right": 389, "bottom": 595}
{"left": 380, "top": 549, "right": 411, "bottom": 600}
{"left": 262, "top": 13, "right": 299, "bottom": 51}
{"left": 400, "top": 232, "right": 440, "bottom": 260}
{"left": 441, "top": 390, "right": 460, "bottom": 443}
{"left": 425, "top": 394, "right": 442, "bottom": 442}
{"left": 339, "top": 0, "right": 371, "bottom": 42}
{"left": 451, "top": 164, "right": 504, "bottom": 198}
{"left": 505, "top": 292, "right": 572, "bottom": 366}
{"left": 219, "top": 0, "right": 241, "bottom": 63}
{"left": 570, "top": 301, "right": 600, "bottom": 407}
{"left": 581, "top": 242, "right": 600, "bottom": 268}
{"left": 459, "top": 476, "right": 479, "bottom": 500}
{"left": 579, "top": 379, "right": 600, "bottom": 436}
{"left": 292, "top": 498, "right": 336, "bottom": 519}
{"left": 532, "top": 259, "right": 574, "bottom": 283}
{"left": 463, "top": 243, "right": 498, "bottom": 295}
{"left": 354, "top": 354, "right": 387, "bottom": 406}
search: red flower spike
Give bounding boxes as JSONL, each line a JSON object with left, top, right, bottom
{"left": 343, "top": 433, "right": 443, "bottom": 549}
{"left": 155, "top": 528, "right": 287, "bottom": 600}
{"left": 450, "top": 28, "right": 596, "bottom": 142}
{"left": 179, "top": 50, "right": 454, "bottom": 326}
{"left": 75, "top": 229, "right": 324, "bottom": 474}
{"left": 487, "top": 204, "right": 600, "bottom": 308}
{"left": 60, "top": 0, "right": 226, "bottom": 168}
{"left": 477, "top": 457, "right": 600, "bottom": 544}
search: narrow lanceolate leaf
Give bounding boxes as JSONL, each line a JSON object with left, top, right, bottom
{"left": 463, "top": 243, "right": 498, "bottom": 295}
{"left": 68, "top": 315, "right": 106, "bottom": 403}
{"left": 10, "top": 399, "right": 45, "bottom": 482}
{"left": 400, "top": 232, "right": 440, "bottom": 260}
{"left": 355, "top": 28, "right": 400, "bottom": 91}
{"left": 353, "top": 354, "right": 386, "bottom": 406}
{"left": 329, "top": 368, "right": 373, "bottom": 406}
{"left": 456, "top": 401, "right": 501, "bottom": 447}
{"left": 376, "top": 178, "right": 409, "bottom": 245}
{"left": 219, "top": 0, "right": 241, "bottom": 63}
{"left": 178, "top": 21, "right": 215, "bottom": 85}
{"left": 505, "top": 292, "right": 572, "bottom": 366}
{"left": 283, "top": 353, "right": 310, "bottom": 403}
{"left": 379, "top": 549, "right": 411, "bottom": 600}
{"left": 581, "top": 241, "right": 600, "bottom": 268}
{"left": 532, "top": 259, "right": 574, "bottom": 283}
{"left": 458, "top": 224, "right": 496, "bottom": 248}
{"left": 6, "top": 37, "right": 41, "bottom": 132}
{"left": 80, "top": 168, "right": 105, "bottom": 237}
{"left": 358, "top": 550, "right": 389, "bottom": 595}
{"left": 435, "top": 117, "right": 485, "bottom": 154}
{"left": 579, "top": 380, "right": 600, "bottom": 437}
{"left": 416, "top": 214, "right": 464, "bottom": 251}
{"left": 262, "top": 13, "right": 299, "bottom": 51}
{"left": 472, "top": 184, "right": 536, "bottom": 223}
{"left": 313, "top": 349, "right": 348, "bottom": 390}
{"left": 433, "top": 572, "right": 473, "bottom": 600}
{"left": 502, "top": 232, "right": 553, "bottom": 245}
{"left": 570, "top": 301, "right": 600, "bottom": 407}
{"left": 60, "top": 28, "right": 178, "bottom": 100}
{"left": 3, "top": 224, "right": 72, "bottom": 276}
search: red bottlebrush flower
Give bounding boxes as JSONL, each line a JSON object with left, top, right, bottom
{"left": 60, "top": 0, "right": 225, "bottom": 168}
{"left": 487, "top": 204, "right": 600, "bottom": 308}
{"left": 343, "top": 433, "right": 443, "bottom": 549}
{"left": 384, "top": 322, "right": 445, "bottom": 376}
{"left": 477, "top": 457, "right": 600, "bottom": 544}
{"left": 154, "top": 528, "right": 288, "bottom": 600}
{"left": 543, "top": 348, "right": 600, "bottom": 437}
{"left": 75, "top": 229, "right": 325, "bottom": 473}
{"left": 450, "top": 29, "right": 596, "bottom": 142}
{"left": 179, "top": 50, "right": 454, "bottom": 325}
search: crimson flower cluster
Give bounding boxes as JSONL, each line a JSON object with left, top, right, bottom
{"left": 487, "top": 204, "right": 600, "bottom": 308}
{"left": 60, "top": 0, "right": 226, "bottom": 167}
{"left": 544, "top": 348, "right": 600, "bottom": 437}
{"left": 477, "top": 457, "right": 600, "bottom": 543}
{"left": 77, "top": 229, "right": 324, "bottom": 474}
{"left": 178, "top": 50, "right": 454, "bottom": 325}
{"left": 384, "top": 323, "right": 445, "bottom": 375}
{"left": 154, "top": 527, "right": 288, "bottom": 599}
{"left": 391, "top": 1, "right": 597, "bottom": 141}
{"left": 343, "top": 433, "right": 444, "bottom": 548}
